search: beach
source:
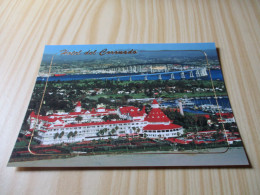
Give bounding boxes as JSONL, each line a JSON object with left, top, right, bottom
{"left": 8, "top": 147, "right": 249, "bottom": 167}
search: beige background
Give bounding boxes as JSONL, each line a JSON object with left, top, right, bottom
{"left": 0, "top": 0, "right": 259, "bottom": 194}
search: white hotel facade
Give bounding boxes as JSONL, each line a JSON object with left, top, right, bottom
{"left": 27, "top": 100, "right": 183, "bottom": 145}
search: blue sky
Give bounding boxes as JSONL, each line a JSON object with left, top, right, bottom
{"left": 43, "top": 43, "right": 216, "bottom": 54}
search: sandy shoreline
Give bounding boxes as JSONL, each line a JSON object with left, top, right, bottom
{"left": 8, "top": 147, "right": 250, "bottom": 167}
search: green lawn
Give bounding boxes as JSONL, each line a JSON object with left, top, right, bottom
{"left": 86, "top": 91, "right": 227, "bottom": 100}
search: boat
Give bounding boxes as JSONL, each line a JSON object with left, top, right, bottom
{"left": 175, "top": 98, "right": 195, "bottom": 107}
{"left": 199, "top": 104, "right": 222, "bottom": 113}
{"left": 54, "top": 74, "right": 66, "bottom": 77}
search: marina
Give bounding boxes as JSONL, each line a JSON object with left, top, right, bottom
{"left": 160, "top": 96, "right": 231, "bottom": 114}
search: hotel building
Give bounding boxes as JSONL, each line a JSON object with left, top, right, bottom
{"left": 27, "top": 99, "right": 183, "bottom": 145}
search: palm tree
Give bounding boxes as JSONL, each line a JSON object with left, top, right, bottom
{"left": 58, "top": 131, "right": 64, "bottom": 143}
{"left": 54, "top": 133, "right": 59, "bottom": 139}
{"left": 59, "top": 131, "right": 64, "bottom": 138}
{"left": 67, "top": 131, "right": 73, "bottom": 140}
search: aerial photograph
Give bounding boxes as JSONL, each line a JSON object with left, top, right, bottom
{"left": 8, "top": 43, "right": 250, "bottom": 167}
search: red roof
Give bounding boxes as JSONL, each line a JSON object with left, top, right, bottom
{"left": 196, "top": 114, "right": 210, "bottom": 119}
{"left": 30, "top": 111, "right": 36, "bottom": 117}
{"left": 166, "top": 138, "right": 193, "bottom": 144}
{"left": 129, "top": 106, "right": 146, "bottom": 117}
{"left": 228, "top": 138, "right": 241, "bottom": 141}
{"left": 119, "top": 106, "right": 139, "bottom": 115}
{"left": 145, "top": 108, "right": 171, "bottom": 123}
{"left": 76, "top": 101, "right": 81, "bottom": 107}
{"left": 152, "top": 99, "right": 159, "bottom": 104}
{"left": 143, "top": 123, "right": 182, "bottom": 131}
{"left": 30, "top": 112, "right": 65, "bottom": 123}
{"left": 216, "top": 113, "right": 234, "bottom": 118}
{"left": 39, "top": 130, "right": 47, "bottom": 133}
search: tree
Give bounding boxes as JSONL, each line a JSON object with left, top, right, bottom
{"left": 67, "top": 131, "right": 73, "bottom": 139}
{"left": 132, "top": 127, "right": 136, "bottom": 134}
{"left": 102, "top": 115, "right": 109, "bottom": 122}
{"left": 54, "top": 133, "right": 59, "bottom": 139}
{"left": 115, "top": 126, "right": 119, "bottom": 132}
{"left": 75, "top": 115, "right": 83, "bottom": 123}
{"left": 58, "top": 131, "right": 64, "bottom": 142}
{"left": 99, "top": 129, "right": 105, "bottom": 136}
{"left": 197, "top": 116, "right": 207, "bottom": 127}
{"left": 103, "top": 128, "right": 108, "bottom": 134}
{"left": 110, "top": 128, "right": 116, "bottom": 135}
{"left": 73, "top": 131, "right": 78, "bottom": 137}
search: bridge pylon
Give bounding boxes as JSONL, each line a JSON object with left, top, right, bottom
{"left": 181, "top": 72, "right": 185, "bottom": 79}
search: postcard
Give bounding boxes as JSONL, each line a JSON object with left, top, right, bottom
{"left": 8, "top": 43, "right": 250, "bottom": 167}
